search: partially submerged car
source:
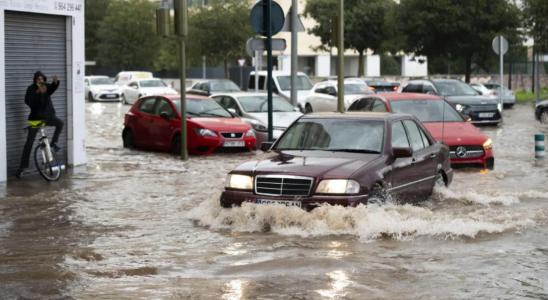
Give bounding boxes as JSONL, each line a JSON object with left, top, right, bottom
{"left": 220, "top": 112, "right": 453, "bottom": 210}
{"left": 535, "top": 100, "right": 548, "bottom": 124}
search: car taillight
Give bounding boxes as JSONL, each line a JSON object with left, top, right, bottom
{"left": 369, "top": 86, "right": 375, "bottom": 91}
{"left": 393, "top": 86, "right": 398, "bottom": 91}
{"left": 490, "top": 92, "right": 498, "bottom": 96}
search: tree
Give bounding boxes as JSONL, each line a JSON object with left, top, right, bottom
{"left": 84, "top": 0, "right": 114, "bottom": 63}
{"left": 303, "top": 0, "right": 395, "bottom": 76}
{"left": 522, "top": 0, "right": 548, "bottom": 52}
{"left": 97, "top": 0, "right": 160, "bottom": 70}
{"left": 396, "top": 0, "right": 522, "bottom": 82}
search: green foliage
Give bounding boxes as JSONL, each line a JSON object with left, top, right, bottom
{"left": 84, "top": 0, "right": 114, "bottom": 62}
{"left": 515, "top": 87, "right": 548, "bottom": 102}
{"left": 396, "top": 0, "right": 522, "bottom": 82}
{"left": 303, "top": 0, "right": 395, "bottom": 76}
{"left": 522, "top": 0, "right": 548, "bottom": 52}
{"left": 97, "top": 0, "right": 160, "bottom": 70}
{"left": 380, "top": 55, "right": 400, "bottom": 75}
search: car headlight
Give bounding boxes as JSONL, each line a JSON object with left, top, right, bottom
{"left": 483, "top": 138, "right": 493, "bottom": 150}
{"left": 226, "top": 174, "right": 253, "bottom": 190}
{"left": 455, "top": 104, "right": 466, "bottom": 112}
{"left": 246, "top": 129, "right": 255, "bottom": 137}
{"left": 194, "top": 127, "right": 218, "bottom": 137}
{"left": 497, "top": 103, "right": 502, "bottom": 111}
{"left": 249, "top": 120, "right": 268, "bottom": 132}
{"left": 315, "top": 179, "right": 360, "bottom": 194}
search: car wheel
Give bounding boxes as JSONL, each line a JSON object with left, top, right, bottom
{"left": 367, "top": 184, "right": 386, "bottom": 208}
{"left": 305, "top": 104, "right": 313, "bottom": 114}
{"left": 171, "top": 135, "right": 181, "bottom": 155}
{"left": 88, "top": 92, "right": 94, "bottom": 102}
{"left": 486, "top": 158, "right": 495, "bottom": 170}
{"left": 121, "top": 94, "right": 128, "bottom": 105}
{"left": 541, "top": 109, "right": 548, "bottom": 125}
{"left": 434, "top": 172, "right": 446, "bottom": 188}
{"left": 123, "top": 129, "right": 135, "bottom": 148}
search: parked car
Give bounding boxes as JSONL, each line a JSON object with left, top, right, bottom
{"left": 304, "top": 79, "right": 375, "bottom": 113}
{"left": 84, "top": 76, "right": 122, "bottom": 102}
{"left": 398, "top": 79, "right": 502, "bottom": 125}
{"left": 347, "top": 77, "right": 399, "bottom": 93}
{"left": 535, "top": 100, "right": 548, "bottom": 124}
{"left": 248, "top": 71, "right": 314, "bottom": 111}
{"left": 122, "top": 94, "right": 256, "bottom": 154}
{"left": 347, "top": 93, "right": 495, "bottom": 169}
{"left": 121, "top": 78, "right": 178, "bottom": 105}
{"left": 220, "top": 112, "right": 453, "bottom": 210}
{"left": 211, "top": 92, "right": 303, "bottom": 146}
{"left": 187, "top": 79, "right": 242, "bottom": 96}
{"left": 114, "top": 71, "right": 153, "bottom": 86}
{"left": 470, "top": 83, "right": 515, "bottom": 108}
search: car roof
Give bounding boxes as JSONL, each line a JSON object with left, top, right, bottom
{"left": 374, "top": 93, "right": 444, "bottom": 101}
{"left": 160, "top": 94, "right": 212, "bottom": 101}
{"left": 211, "top": 92, "right": 281, "bottom": 97}
{"left": 301, "top": 111, "right": 415, "bottom": 122}
{"left": 250, "top": 71, "right": 307, "bottom": 76}
{"left": 85, "top": 75, "right": 108, "bottom": 78}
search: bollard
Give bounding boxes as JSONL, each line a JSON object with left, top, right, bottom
{"left": 535, "top": 133, "right": 545, "bottom": 159}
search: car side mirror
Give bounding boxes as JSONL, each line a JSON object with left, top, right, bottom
{"left": 261, "top": 142, "right": 273, "bottom": 152}
{"left": 392, "top": 147, "right": 413, "bottom": 158}
{"left": 328, "top": 90, "right": 337, "bottom": 96}
{"left": 160, "top": 111, "right": 171, "bottom": 121}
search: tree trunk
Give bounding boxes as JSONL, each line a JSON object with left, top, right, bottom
{"left": 509, "top": 51, "right": 513, "bottom": 90}
{"left": 224, "top": 59, "right": 229, "bottom": 79}
{"left": 464, "top": 55, "right": 472, "bottom": 83}
{"left": 358, "top": 50, "right": 365, "bottom": 77}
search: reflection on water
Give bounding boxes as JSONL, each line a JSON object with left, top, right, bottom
{"left": 317, "top": 271, "right": 351, "bottom": 299}
{"left": 222, "top": 279, "right": 247, "bottom": 300}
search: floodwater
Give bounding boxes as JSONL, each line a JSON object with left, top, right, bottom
{"left": 1, "top": 102, "right": 548, "bottom": 299}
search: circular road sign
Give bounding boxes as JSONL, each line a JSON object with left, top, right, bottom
{"left": 249, "top": 1, "right": 285, "bottom": 37}
{"left": 492, "top": 36, "right": 509, "bottom": 55}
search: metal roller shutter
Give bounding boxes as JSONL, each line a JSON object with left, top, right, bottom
{"left": 5, "top": 11, "right": 68, "bottom": 177}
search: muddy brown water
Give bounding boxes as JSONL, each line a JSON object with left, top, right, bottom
{"left": 0, "top": 102, "right": 547, "bottom": 299}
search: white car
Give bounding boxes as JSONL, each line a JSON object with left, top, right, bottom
{"left": 247, "top": 71, "right": 314, "bottom": 111}
{"left": 304, "top": 80, "right": 375, "bottom": 113}
{"left": 114, "top": 71, "right": 153, "bottom": 86}
{"left": 470, "top": 83, "right": 515, "bottom": 108}
{"left": 121, "top": 78, "right": 178, "bottom": 105}
{"left": 84, "top": 76, "right": 122, "bottom": 102}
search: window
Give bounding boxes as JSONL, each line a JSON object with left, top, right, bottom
{"left": 258, "top": 76, "right": 266, "bottom": 90}
{"left": 315, "top": 84, "right": 326, "bottom": 94}
{"left": 220, "top": 96, "right": 238, "bottom": 110}
{"left": 419, "top": 127, "right": 431, "bottom": 147}
{"left": 392, "top": 121, "right": 410, "bottom": 148}
{"left": 237, "top": 95, "right": 294, "bottom": 113}
{"left": 371, "top": 99, "right": 388, "bottom": 112}
{"left": 139, "top": 97, "right": 157, "bottom": 114}
{"left": 172, "top": 98, "right": 233, "bottom": 118}
{"left": 249, "top": 75, "right": 256, "bottom": 90}
{"left": 276, "top": 75, "right": 314, "bottom": 90}
{"left": 154, "top": 99, "right": 175, "bottom": 117}
{"left": 129, "top": 82, "right": 138, "bottom": 88}
{"left": 403, "top": 120, "right": 425, "bottom": 151}
{"left": 402, "top": 83, "right": 423, "bottom": 93}
{"left": 422, "top": 84, "right": 437, "bottom": 94}
{"left": 354, "top": 98, "right": 374, "bottom": 111}
{"left": 389, "top": 99, "right": 465, "bottom": 122}
{"left": 210, "top": 81, "right": 240, "bottom": 92}
{"left": 325, "top": 85, "right": 337, "bottom": 96}
{"left": 434, "top": 80, "right": 478, "bottom": 96}
{"left": 139, "top": 80, "right": 167, "bottom": 88}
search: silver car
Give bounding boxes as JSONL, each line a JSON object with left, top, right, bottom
{"left": 211, "top": 92, "right": 303, "bottom": 146}
{"left": 470, "top": 83, "right": 515, "bottom": 108}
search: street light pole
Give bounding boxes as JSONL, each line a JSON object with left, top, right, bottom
{"left": 290, "top": 0, "right": 298, "bottom": 108}
{"left": 337, "top": 0, "right": 344, "bottom": 113}
{"left": 175, "top": 0, "right": 188, "bottom": 161}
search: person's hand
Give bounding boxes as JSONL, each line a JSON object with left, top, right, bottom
{"left": 37, "top": 85, "right": 47, "bottom": 93}
{"left": 52, "top": 75, "right": 58, "bottom": 84}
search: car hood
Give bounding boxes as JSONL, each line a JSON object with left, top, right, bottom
{"left": 140, "top": 87, "right": 177, "bottom": 94}
{"left": 91, "top": 84, "right": 119, "bottom": 90}
{"left": 246, "top": 112, "right": 303, "bottom": 128}
{"left": 423, "top": 122, "right": 490, "bottom": 145}
{"left": 444, "top": 95, "right": 498, "bottom": 105}
{"left": 238, "top": 150, "right": 379, "bottom": 178}
{"left": 189, "top": 117, "right": 251, "bottom": 132}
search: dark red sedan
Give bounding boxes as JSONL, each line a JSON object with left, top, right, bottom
{"left": 220, "top": 112, "right": 453, "bottom": 210}
{"left": 122, "top": 94, "right": 256, "bottom": 154}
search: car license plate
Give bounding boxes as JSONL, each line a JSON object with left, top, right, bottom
{"left": 106, "top": 94, "right": 117, "bottom": 98}
{"left": 478, "top": 113, "right": 495, "bottom": 118}
{"left": 223, "top": 141, "right": 245, "bottom": 147}
{"left": 258, "top": 199, "right": 302, "bottom": 208}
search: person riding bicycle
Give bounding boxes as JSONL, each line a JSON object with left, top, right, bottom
{"left": 16, "top": 71, "right": 64, "bottom": 178}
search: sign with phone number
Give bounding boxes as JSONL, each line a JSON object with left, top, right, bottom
{"left": 54, "top": 1, "right": 82, "bottom": 12}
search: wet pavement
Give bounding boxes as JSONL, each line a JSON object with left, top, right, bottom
{"left": 1, "top": 102, "right": 548, "bottom": 299}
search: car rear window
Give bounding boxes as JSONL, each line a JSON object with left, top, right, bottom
{"left": 389, "top": 99, "right": 465, "bottom": 122}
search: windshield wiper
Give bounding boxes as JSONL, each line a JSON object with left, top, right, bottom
{"left": 198, "top": 112, "right": 227, "bottom": 117}
{"left": 327, "top": 149, "right": 381, "bottom": 154}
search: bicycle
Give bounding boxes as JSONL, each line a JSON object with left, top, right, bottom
{"left": 23, "top": 121, "right": 63, "bottom": 181}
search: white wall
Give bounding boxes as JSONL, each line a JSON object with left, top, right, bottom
{"left": 401, "top": 55, "right": 428, "bottom": 77}
{"left": 365, "top": 55, "right": 381, "bottom": 77}
{"left": 315, "top": 55, "right": 331, "bottom": 77}
{"left": 0, "top": 0, "right": 86, "bottom": 181}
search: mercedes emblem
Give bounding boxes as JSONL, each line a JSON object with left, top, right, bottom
{"left": 456, "top": 146, "right": 467, "bottom": 158}
{"left": 231, "top": 133, "right": 235, "bottom": 138}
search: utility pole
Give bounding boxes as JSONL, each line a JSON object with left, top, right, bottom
{"left": 290, "top": 0, "right": 298, "bottom": 107}
{"left": 337, "top": 0, "right": 344, "bottom": 113}
{"left": 266, "top": 0, "right": 274, "bottom": 142}
{"left": 174, "top": 0, "right": 188, "bottom": 160}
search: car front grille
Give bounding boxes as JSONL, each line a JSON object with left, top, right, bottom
{"left": 449, "top": 145, "right": 484, "bottom": 159}
{"left": 470, "top": 104, "right": 498, "bottom": 111}
{"left": 99, "top": 94, "right": 120, "bottom": 99}
{"left": 255, "top": 175, "right": 314, "bottom": 197}
{"left": 220, "top": 132, "right": 244, "bottom": 139}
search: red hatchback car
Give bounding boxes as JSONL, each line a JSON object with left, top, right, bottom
{"left": 347, "top": 93, "right": 495, "bottom": 169}
{"left": 122, "top": 94, "right": 256, "bottom": 154}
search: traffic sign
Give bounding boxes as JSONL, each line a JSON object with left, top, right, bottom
{"left": 248, "top": 38, "right": 287, "bottom": 52}
{"left": 281, "top": 6, "right": 305, "bottom": 32}
{"left": 492, "top": 36, "right": 508, "bottom": 55}
{"left": 238, "top": 59, "right": 246, "bottom": 67}
{"left": 249, "top": 0, "right": 285, "bottom": 37}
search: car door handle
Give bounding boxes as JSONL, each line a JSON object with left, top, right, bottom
{"left": 430, "top": 153, "right": 436, "bottom": 158}
{"left": 411, "top": 158, "right": 417, "bottom": 164}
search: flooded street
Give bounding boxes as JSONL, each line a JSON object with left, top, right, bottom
{"left": 1, "top": 102, "right": 548, "bottom": 299}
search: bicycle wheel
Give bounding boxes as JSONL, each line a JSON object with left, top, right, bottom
{"left": 34, "top": 144, "right": 62, "bottom": 181}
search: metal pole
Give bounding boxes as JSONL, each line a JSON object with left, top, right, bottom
{"left": 266, "top": 0, "right": 273, "bottom": 141}
{"left": 290, "top": 0, "right": 298, "bottom": 107}
{"left": 203, "top": 56, "right": 206, "bottom": 79}
{"left": 240, "top": 66, "right": 243, "bottom": 89}
{"left": 499, "top": 36, "right": 504, "bottom": 113}
{"left": 255, "top": 51, "right": 259, "bottom": 92}
{"left": 337, "top": 0, "right": 344, "bottom": 113}
{"left": 176, "top": 0, "right": 188, "bottom": 161}
{"left": 536, "top": 52, "right": 540, "bottom": 105}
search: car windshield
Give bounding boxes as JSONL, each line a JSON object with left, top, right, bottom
{"left": 238, "top": 95, "right": 295, "bottom": 113}
{"left": 389, "top": 99, "right": 465, "bottom": 122}
{"left": 172, "top": 98, "right": 232, "bottom": 118}
{"left": 484, "top": 84, "right": 508, "bottom": 91}
{"left": 274, "top": 119, "right": 384, "bottom": 153}
{"left": 344, "top": 83, "right": 374, "bottom": 95}
{"left": 91, "top": 78, "right": 114, "bottom": 85}
{"left": 365, "top": 80, "right": 390, "bottom": 86}
{"left": 210, "top": 81, "right": 241, "bottom": 92}
{"left": 276, "top": 75, "right": 314, "bottom": 90}
{"left": 435, "top": 80, "right": 479, "bottom": 96}
{"left": 140, "top": 80, "right": 167, "bottom": 88}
